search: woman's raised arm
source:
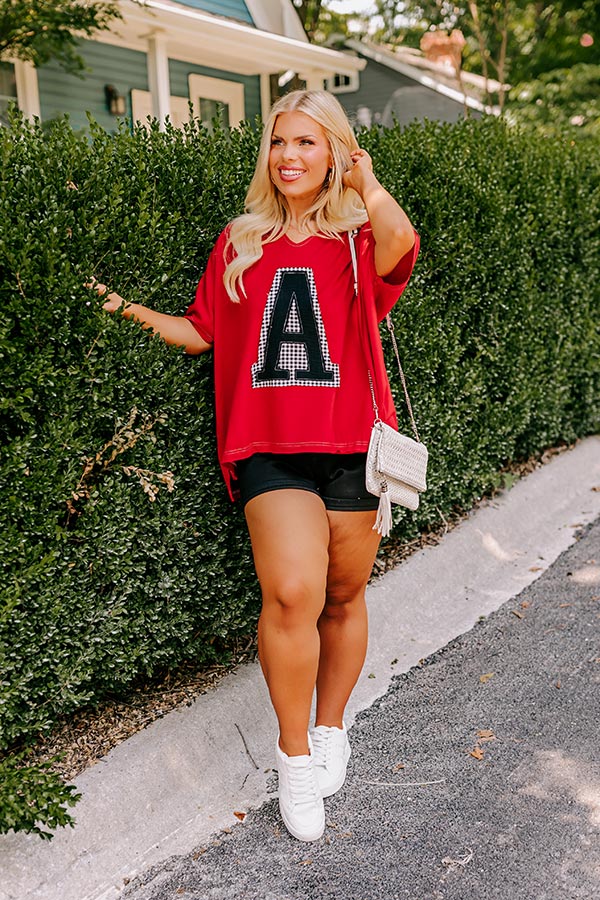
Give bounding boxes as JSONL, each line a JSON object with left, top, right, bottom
{"left": 86, "top": 280, "right": 212, "bottom": 355}
{"left": 342, "top": 149, "right": 415, "bottom": 278}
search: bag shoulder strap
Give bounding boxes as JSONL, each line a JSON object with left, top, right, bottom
{"left": 349, "top": 229, "right": 421, "bottom": 443}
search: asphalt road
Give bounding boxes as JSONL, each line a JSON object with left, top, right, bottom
{"left": 122, "top": 517, "right": 600, "bottom": 900}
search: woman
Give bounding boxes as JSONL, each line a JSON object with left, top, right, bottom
{"left": 88, "top": 90, "right": 419, "bottom": 843}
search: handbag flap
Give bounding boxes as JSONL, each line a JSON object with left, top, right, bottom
{"left": 376, "top": 422, "right": 428, "bottom": 492}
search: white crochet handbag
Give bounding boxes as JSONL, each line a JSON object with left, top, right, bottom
{"left": 349, "top": 231, "right": 428, "bottom": 537}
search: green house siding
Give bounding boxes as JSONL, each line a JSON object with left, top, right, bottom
{"left": 172, "top": 0, "right": 253, "bottom": 24}
{"left": 38, "top": 40, "right": 148, "bottom": 132}
{"left": 169, "top": 61, "right": 261, "bottom": 122}
{"left": 37, "top": 39, "right": 261, "bottom": 131}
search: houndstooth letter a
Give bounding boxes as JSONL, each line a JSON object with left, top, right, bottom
{"left": 251, "top": 268, "right": 340, "bottom": 388}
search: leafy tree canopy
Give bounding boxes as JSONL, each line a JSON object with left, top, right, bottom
{"left": 370, "top": 0, "right": 599, "bottom": 85}
{"left": 508, "top": 62, "right": 600, "bottom": 138}
{"left": 0, "top": 0, "right": 122, "bottom": 74}
{"left": 327, "top": 1, "right": 598, "bottom": 135}
{"left": 293, "top": 0, "right": 325, "bottom": 41}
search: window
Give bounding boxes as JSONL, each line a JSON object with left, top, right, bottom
{"left": 325, "top": 71, "right": 359, "bottom": 94}
{"left": 188, "top": 75, "right": 244, "bottom": 127}
{"left": 0, "top": 62, "right": 17, "bottom": 126}
{"left": 199, "top": 97, "right": 230, "bottom": 129}
{"left": 334, "top": 74, "right": 351, "bottom": 89}
{"left": 131, "top": 75, "right": 244, "bottom": 132}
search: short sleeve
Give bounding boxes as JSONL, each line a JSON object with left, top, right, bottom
{"left": 357, "top": 223, "right": 420, "bottom": 322}
{"left": 183, "top": 229, "right": 229, "bottom": 344}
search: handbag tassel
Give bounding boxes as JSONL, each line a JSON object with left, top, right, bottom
{"left": 374, "top": 482, "right": 392, "bottom": 537}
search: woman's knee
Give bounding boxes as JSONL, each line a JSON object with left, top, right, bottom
{"left": 321, "top": 584, "right": 366, "bottom": 619}
{"left": 260, "top": 574, "right": 325, "bottom": 621}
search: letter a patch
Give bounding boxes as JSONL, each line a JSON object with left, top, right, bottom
{"left": 251, "top": 268, "right": 340, "bottom": 388}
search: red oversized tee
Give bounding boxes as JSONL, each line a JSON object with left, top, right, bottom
{"left": 184, "top": 222, "right": 420, "bottom": 499}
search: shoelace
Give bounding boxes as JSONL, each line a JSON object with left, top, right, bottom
{"left": 311, "top": 729, "right": 334, "bottom": 768}
{"left": 287, "top": 762, "right": 320, "bottom": 808}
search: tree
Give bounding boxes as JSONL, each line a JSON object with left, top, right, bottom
{"left": 311, "top": 6, "right": 356, "bottom": 45}
{"left": 371, "top": 1, "right": 600, "bottom": 115}
{"left": 372, "top": 1, "right": 600, "bottom": 83}
{"left": 0, "top": 0, "right": 122, "bottom": 74}
{"left": 508, "top": 63, "right": 600, "bottom": 138}
{"left": 466, "top": 0, "right": 512, "bottom": 110}
{"left": 293, "top": 0, "right": 325, "bottom": 41}
{"left": 373, "top": 0, "right": 463, "bottom": 42}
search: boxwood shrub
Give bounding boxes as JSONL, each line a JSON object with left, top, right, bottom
{"left": 0, "top": 111, "right": 598, "bottom": 838}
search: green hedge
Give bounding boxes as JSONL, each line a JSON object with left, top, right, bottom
{"left": 1, "top": 112, "right": 598, "bottom": 838}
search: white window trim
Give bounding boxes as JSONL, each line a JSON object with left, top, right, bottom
{"left": 131, "top": 89, "right": 193, "bottom": 129}
{"left": 168, "top": 95, "right": 194, "bottom": 129}
{"left": 131, "top": 88, "right": 154, "bottom": 126}
{"left": 188, "top": 74, "right": 244, "bottom": 127}
{"left": 325, "top": 71, "right": 360, "bottom": 94}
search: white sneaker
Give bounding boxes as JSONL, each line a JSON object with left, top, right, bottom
{"left": 310, "top": 723, "right": 351, "bottom": 798}
{"left": 275, "top": 738, "right": 325, "bottom": 842}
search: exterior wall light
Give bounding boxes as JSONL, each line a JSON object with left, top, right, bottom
{"left": 104, "top": 84, "right": 126, "bottom": 116}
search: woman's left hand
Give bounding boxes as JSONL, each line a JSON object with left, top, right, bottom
{"left": 342, "top": 148, "right": 375, "bottom": 196}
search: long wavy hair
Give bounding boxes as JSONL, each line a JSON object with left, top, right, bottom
{"left": 223, "top": 90, "right": 368, "bottom": 301}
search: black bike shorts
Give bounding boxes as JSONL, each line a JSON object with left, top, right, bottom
{"left": 235, "top": 452, "right": 379, "bottom": 512}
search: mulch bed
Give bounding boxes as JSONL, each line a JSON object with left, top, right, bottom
{"left": 29, "top": 443, "right": 573, "bottom": 782}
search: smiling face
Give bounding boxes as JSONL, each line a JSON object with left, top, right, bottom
{"left": 268, "top": 111, "right": 333, "bottom": 212}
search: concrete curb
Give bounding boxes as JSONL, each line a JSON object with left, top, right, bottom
{"left": 1, "top": 436, "right": 599, "bottom": 900}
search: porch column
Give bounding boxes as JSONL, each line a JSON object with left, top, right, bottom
{"left": 14, "top": 60, "right": 41, "bottom": 121}
{"left": 146, "top": 31, "right": 171, "bottom": 130}
{"left": 300, "top": 71, "right": 326, "bottom": 91}
{"left": 260, "top": 72, "right": 271, "bottom": 120}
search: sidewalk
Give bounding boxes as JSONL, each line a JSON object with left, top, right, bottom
{"left": 1, "top": 436, "right": 599, "bottom": 900}
{"left": 122, "top": 508, "right": 600, "bottom": 900}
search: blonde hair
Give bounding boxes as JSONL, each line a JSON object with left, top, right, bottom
{"left": 223, "top": 90, "right": 368, "bottom": 301}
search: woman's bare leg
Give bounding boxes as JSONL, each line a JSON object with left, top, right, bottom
{"left": 244, "top": 489, "right": 330, "bottom": 757}
{"left": 315, "top": 510, "right": 381, "bottom": 728}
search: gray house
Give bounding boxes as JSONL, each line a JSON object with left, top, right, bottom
{"left": 1, "top": 0, "right": 364, "bottom": 131}
{"left": 324, "top": 38, "right": 500, "bottom": 129}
